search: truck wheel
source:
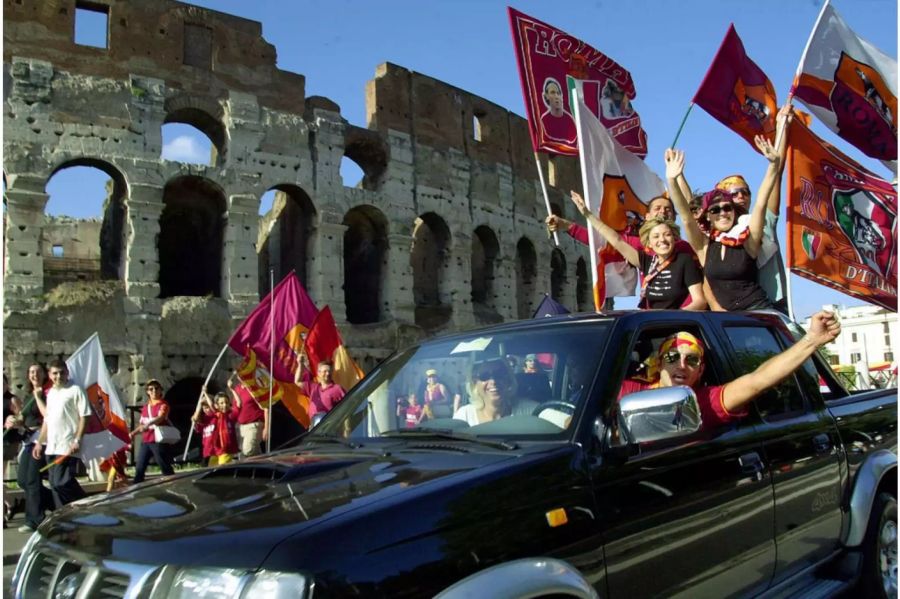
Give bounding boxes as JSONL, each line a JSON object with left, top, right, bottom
{"left": 862, "top": 492, "right": 897, "bottom": 599}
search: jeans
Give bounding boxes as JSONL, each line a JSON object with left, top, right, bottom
{"left": 17, "top": 443, "right": 49, "bottom": 528}
{"left": 133, "top": 442, "right": 174, "bottom": 484}
{"left": 46, "top": 454, "right": 86, "bottom": 508}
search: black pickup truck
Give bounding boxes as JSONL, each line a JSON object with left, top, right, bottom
{"left": 11, "top": 310, "right": 898, "bottom": 599}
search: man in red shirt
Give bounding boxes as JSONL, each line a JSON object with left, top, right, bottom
{"left": 305, "top": 361, "right": 346, "bottom": 420}
{"left": 227, "top": 373, "right": 268, "bottom": 457}
{"left": 618, "top": 311, "right": 841, "bottom": 430}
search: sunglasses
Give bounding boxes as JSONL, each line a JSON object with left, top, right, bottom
{"left": 474, "top": 365, "right": 510, "bottom": 383}
{"left": 662, "top": 350, "right": 702, "bottom": 368}
{"left": 707, "top": 204, "right": 735, "bottom": 216}
{"left": 727, "top": 187, "right": 751, "bottom": 197}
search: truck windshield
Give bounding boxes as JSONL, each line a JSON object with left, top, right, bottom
{"left": 310, "top": 322, "right": 610, "bottom": 442}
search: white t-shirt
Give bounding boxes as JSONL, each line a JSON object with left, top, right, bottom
{"left": 453, "top": 400, "right": 538, "bottom": 426}
{"left": 44, "top": 384, "right": 92, "bottom": 456}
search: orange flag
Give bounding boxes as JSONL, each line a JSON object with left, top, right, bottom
{"left": 786, "top": 119, "right": 897, "bottom": 310}
{"left": 305, "top": 307, "right": 364, "bottom": 392}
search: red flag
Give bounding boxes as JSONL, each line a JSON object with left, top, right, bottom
{"left": 228, "top": 273, "right": 319, "bottom": 427}
{"left": 693, "top": 24, "right": 777, "bottom": 150}
{"left": 305, "top": 307, "right": 364, "bottom": 392}
{"left": 787, "top": 119, "right": 897, "bottom": 310}
{"left": 508, "top": 7, "right": 648, "bottom": 158}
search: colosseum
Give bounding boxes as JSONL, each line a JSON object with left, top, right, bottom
{"left": 3, "top": 0, "right": 591, "bottom": 439}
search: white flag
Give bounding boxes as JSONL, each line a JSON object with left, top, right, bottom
{"left": 791, "top": 1, "right": 897, "bottom": 171}
{"left": 66, "top": 333, "right": 129, "bottom": 463}
{"left": 571, "top": 81, "right": 666, "bottom": 305}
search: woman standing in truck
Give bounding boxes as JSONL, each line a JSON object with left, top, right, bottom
{"left": 569, "top": 191, "right": 706, "bottom": 310}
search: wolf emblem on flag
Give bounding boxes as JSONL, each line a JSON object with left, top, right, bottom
{"left": 829, "top": 53, "right": 897, "bottom": 161}
{"left": 833, "top": 189, "right": 896, "bottom": 278}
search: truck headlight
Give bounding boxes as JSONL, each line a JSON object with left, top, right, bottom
{"left": 155, "top": 567, "right": 309, "bottom": 598}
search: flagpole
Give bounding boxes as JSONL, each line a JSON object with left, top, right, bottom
{"left": 534, "top": 153, "right": 560, "bottom": 246}
{"left": 182, "top": 343, "right": 230, "bottom": 462}
{"left": 670, "top": 103, "right": 694, "bottom": 148}
{"left": 570, "top": 82, "right": 602, "bottom": 313}
{"left": 266, "top": 268, "right": 274, "bottom": 454}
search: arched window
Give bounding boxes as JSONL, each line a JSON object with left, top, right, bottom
{"left": 159, "top": 176, "right": 225, "bottom": 298}
{"left": 472, "top": 225, "right": 500, "bottom": 321}
{"left": 43, "top": 160, "right": 128, "bottom": 291}
{"left": 344, "top": 127, "right": 388, "bottom": 191}
{"left": 412, "top": 213, "right": 452, "bottom": 329}
{"left": 162, "top": 99, "right": 227, "bottom": 166}
{"left": 576, "top": 257, "right": 589, "bottom": 312}
{"left": 343, "top": 205, "right": 389, "bottom": 324}
{"left": 257, "top": 185, "right": 316, "bottom": 299}
{"left": 515, "top": 237, "right": 537, "bottom": 319}
{"left": 161, "top": 122, "right": 215, "bottom": 166}
{"left": 551, "top": 249, "right": 566, "bottom": 302}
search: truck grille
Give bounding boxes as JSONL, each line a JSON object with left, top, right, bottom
{"left": 14, "top": 540, "right": 156, "bottom": 599}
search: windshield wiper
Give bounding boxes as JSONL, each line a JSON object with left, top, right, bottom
{"left": 380, "top": 429, "right": 519, "bottom": 451}
{"left": 306, "top": 433, "right": 362, "bottom": 449}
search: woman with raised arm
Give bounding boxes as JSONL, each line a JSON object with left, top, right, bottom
{"left": 664, "top": 109, "right": 792, "bottom": 311}
{"left": 569, "top": 192, "right": 706, "bottom": 310}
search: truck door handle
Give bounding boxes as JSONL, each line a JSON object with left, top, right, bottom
{"left": 739, "top": 452, "right": 764, "bottom": 479}
{"left": 813, "top": 433, "right": 832, "bottom": 454}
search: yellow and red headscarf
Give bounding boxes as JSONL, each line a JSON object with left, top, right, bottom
{"left": 635, "top": 332, "right": 706, "bottom": 383}
{"left": 715, "top": 175, "right": 750, "bottom": 194}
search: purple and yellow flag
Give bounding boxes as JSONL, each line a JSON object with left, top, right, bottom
{"left": 228, "top": 273, "right": 319, "bottom": 427}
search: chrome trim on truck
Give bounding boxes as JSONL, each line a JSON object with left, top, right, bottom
{"left": 435, "top": 558, "right": 598, "bottom": 599}
{"left": 845, "top": 449, "right": 897, "bottom": 547}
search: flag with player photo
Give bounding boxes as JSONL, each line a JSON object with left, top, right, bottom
{"left": 791, "top": 1, "right": 897, "bottom": 166}
{"left": 786, "top": 119, "right": 897, "bottom": 311}
{"left": 508, "top": 7, "right": 648, "bottom": 157}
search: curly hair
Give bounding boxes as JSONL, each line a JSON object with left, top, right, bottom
{"left": 638, "top": 217, "right": 681, "bottom": 249}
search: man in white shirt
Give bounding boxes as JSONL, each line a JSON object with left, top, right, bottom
{"left": 32, "top": 360, "right": 91, "bottom": 508}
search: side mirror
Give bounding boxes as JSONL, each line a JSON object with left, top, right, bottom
{"left": 618, "top": 385, "right": 701, "bottom": 445}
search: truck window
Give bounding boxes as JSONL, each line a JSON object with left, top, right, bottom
{"left": 725, "top": 326, "right": 807, "bottom": 419}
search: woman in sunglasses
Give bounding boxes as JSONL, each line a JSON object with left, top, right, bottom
{"left": 569, "top": 194, "right": 706, "bottom": 310}
{"left": 619, "top": 311, "right": 840, "bottom": 429}
{"left": 665, "top": 107, "right": 793, "bottom": 312}
{"left": 453, "top": 359, "right": 538, "bottom": 426}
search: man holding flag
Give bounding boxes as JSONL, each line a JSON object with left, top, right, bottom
{"left": 32, "top": 360, "right": 90, "bottom": 508}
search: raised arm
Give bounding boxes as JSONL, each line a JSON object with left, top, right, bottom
{"left": 569, "top": 191, "right": 640, "bottom": 267}
{"left": 746, "top": 109, "right": 793, "bottom": 257}
{"left": 764, "top": 104, "right": 793, "bottom": 218}
{"left": 227, "top": 375, "right": 242, "bottom": 409}
{"left": 665, "top": 149, "right": 708, "bottom": 261}
{"left": 721, "top": 311, "right": 840, "bottom": 414}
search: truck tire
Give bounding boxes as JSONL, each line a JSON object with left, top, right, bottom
{"left": 861, "top": 492, "right": 897, "bottom": 599}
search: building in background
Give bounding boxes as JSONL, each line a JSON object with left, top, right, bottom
{"left": 803, "top": 304, "right": 898, "bottom": 390}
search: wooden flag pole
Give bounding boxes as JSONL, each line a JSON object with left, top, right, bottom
{"left": 534, "top": 153, "right": 560, "bottom": 246}
{"left": 670, "top": 103, "right": 695, "bottom": 149}
{"left": 182, "top": 343, "right": 230, "bottom": 462}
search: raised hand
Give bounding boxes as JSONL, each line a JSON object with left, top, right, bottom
{"left": 664, "top": 148, "right": 685, "bottom": 180}
{"left": 545, "top": 214, "right": 572, "bottom": 233}
{"left": 570, "top": 191, "right": 590, "bottom": 217}
{"left": 807, "top": 311, "right": 841, "bottom": 346}
{"left": 754, "top": 135, "right": 779, "bottom": 162}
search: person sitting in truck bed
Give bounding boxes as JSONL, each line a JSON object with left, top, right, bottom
{"left": 618, "top": 310, "right": 841, "bottom": 428}
{"left": 454, "top": 359, "right": 538, "bottom": 426}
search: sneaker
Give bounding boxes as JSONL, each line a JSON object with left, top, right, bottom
{"left": 17, "top": 524, "right": 35, "bottom": 533}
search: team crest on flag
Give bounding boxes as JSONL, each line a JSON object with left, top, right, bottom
{"left": 832, "top": 186, "right": 896, "bottom": 278}
{"left": 828, "top": 53, "right": 897, "bottom": 161}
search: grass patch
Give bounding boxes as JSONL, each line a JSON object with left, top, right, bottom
{"left": 45, "top": 280, "right": 122, "bottom": 309}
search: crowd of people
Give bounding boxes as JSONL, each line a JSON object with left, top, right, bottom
{"left": 547, "top": 104, "right": 794, "bottom": 315}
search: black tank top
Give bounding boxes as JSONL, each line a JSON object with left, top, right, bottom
{"left": 705, "top": 241, "right": 771, "bottom": 311}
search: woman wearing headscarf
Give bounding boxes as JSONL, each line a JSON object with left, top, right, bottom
{"left": 569, "top": 191, "right": 706, "bottom": 310}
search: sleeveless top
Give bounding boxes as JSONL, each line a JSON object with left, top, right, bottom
{"left": 704, "top": 241, "right": 771, "bottom": 311}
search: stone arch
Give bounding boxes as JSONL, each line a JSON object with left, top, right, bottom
{"left": 258, "top": 184, "right": 317, "bottom": 298}
{"left": 576, "top": 257, "right": 589, "bottom": 312}
{"left": 344, "top": 125, "right": 388, "bottom": 191}
{"left": 43, "top": 158, "right": 129, "bottom": 290}
{"left": 471, "top": 225, "right": 501, "bottom": 322}
{"left": 515, "top": 237, "right": 538, "bottom": 319}
{"left": 412, "top": 212, "right": 452, "bottom": 330}
{"left": 159, "top": 176, "right": 226, "bottom": 298}
{"left": 343, "top": 205, "right": 389, "bottom": 324}
{"left": 550, "top": 248, "right": 566, "bottom": 302}
{"left": 163, "top": 95, "right": 228, "bottom": 166}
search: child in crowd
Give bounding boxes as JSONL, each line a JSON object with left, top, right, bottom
{"left": 191, "top": 397, "right": 217, "bottom": 467}
{"left": 199, "top": 387, "right": 240, "bottom": 466}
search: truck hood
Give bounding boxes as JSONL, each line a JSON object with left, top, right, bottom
{"left": 39, "top": 442, "right": 547, "bottom": 568}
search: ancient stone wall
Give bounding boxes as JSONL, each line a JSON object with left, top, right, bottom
{"left": 3, "top": 0, "right": 590, "bottom": 427}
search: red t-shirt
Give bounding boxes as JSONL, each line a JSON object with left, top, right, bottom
{"left": 140, "top": 400, "right": 171, "bottom": 444}
{"left": 194, "top": 411, "right": 217, "bottom": 458}
{"left": 234, "top": 384, "right": 265, "bottom": 425}
{"left": 211, "top": 407, "right": 239, "bottom": 456}
{"left": 618, "top": 379, "right": 747, "bottom": 430}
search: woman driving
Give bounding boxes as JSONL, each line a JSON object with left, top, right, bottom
{"left": 453, "top": 359, "right": 538, "bottom": 426}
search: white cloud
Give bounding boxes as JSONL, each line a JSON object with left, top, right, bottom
{"left": 161, "top": 135, "right": 210, "bottom": 164}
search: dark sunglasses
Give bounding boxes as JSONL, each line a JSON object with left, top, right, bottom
{"left": 707, "top": 204, "right": 735, "bottom": 216}
{"left": 662, "top": 350, "right": 702, "bottom": 368}
{"left": 474, "top": 365, "right": 509, "bottom": 382}
{"left": 727, "top": 187, "right": 751, "bottom": 197}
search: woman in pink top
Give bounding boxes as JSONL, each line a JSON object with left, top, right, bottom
{"left": 129, "top": 379, "right": 175, "bottom": 483}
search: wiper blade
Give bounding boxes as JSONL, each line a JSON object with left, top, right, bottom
{"left": 380, "top": 429, "right": 518, "bottom": 451}
{"left": 306, "top": 434, "right": 362, "bottom": 449}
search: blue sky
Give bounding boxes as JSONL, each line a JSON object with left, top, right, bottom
{"left": 49, "top": 0, "right": 897, "bottom": 320}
